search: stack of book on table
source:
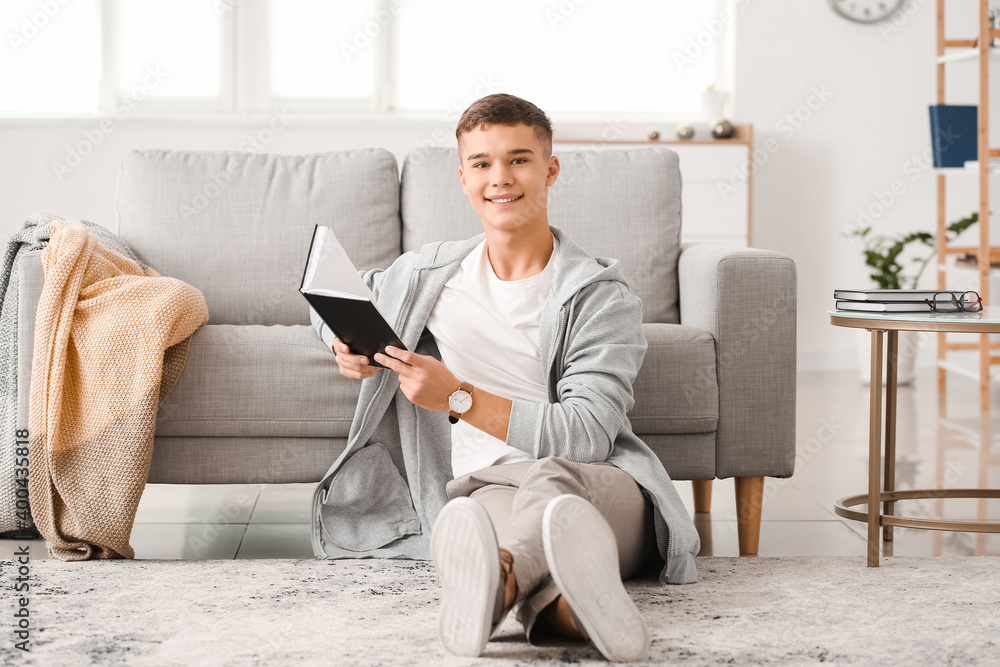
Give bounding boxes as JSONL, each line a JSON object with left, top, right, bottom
{"left": 834, "top": 289, "right": 966, "bottom": 312}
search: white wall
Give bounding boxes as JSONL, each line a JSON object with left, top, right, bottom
{"left": 0, "top": 2, "right": 993, "bottom": 371}
{"left": 736, "top": 0, "right": 999, "bottom": 370}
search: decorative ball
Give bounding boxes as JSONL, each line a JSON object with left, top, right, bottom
{"left": 675, "top": 123, "right": 695, "bottom": 140}
{"left": 647, "top": 128, "right": 661, "bottom": 141}
{"left": 711, "top": 119, "right": 735, "bottom": 139}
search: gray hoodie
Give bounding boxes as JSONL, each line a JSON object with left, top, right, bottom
{"left": 309, "top": 225, "right": 700, "bottom": 585}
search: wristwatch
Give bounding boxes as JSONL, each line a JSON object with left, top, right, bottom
{"left": 448, "top": 382, "right": 474, "bottom": 424}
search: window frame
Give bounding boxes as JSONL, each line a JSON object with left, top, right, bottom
{"left": 4, "top": 0, "right": 738, "bottom": 120}
{"left": 241, "top": 0, "right": 389, "bottom": 114}
{"left": 99, "top": 0, "right": 236, "bottom": 114}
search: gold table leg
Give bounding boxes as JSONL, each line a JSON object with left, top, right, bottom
{"left": 884, "top": 330, "right": 897, "bottom": 542}
{"left": 868, "top": 329, "right": 884, "bottom": 567}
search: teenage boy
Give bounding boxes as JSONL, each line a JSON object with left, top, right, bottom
{"left": 310, "top": 93, "right": 699, "bottom": 662}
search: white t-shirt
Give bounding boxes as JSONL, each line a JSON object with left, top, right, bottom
{"left": 426, "top": 234, "right": 560, "bottom": 478}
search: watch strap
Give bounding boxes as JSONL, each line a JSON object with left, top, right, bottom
{"left": 448, "top": 382, "right": 474, "bottom": 423}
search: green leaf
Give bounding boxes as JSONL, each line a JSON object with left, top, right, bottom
{"left": 856, "top": 210, "right": 981, "bottom": 289}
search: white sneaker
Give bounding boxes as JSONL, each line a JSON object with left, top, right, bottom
{"left": 430, "top": 497, "right": 505, "bottom": 657}
{"left": 542, "top": 494, "right": 650, "bottom": 663}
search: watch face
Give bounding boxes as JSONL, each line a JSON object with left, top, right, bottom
{"left": 829, "top": 0, "right": 902, "bottom": 23}
{"left": 449, "top": 390, "right": 472, "bottom": 413}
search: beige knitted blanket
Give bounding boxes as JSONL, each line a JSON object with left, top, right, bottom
{"left": 28, "top": 220, "right": 209, "bottom": 560}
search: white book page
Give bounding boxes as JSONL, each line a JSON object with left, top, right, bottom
{"left": 307, "top": 288, "right": 367, "bottom": 301}
{"left": 301, "top": 225, "right": 378, "bottom": 302}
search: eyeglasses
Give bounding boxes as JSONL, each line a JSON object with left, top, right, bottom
{"left": 924, "top": 291, "right": 983, "bottom": 313}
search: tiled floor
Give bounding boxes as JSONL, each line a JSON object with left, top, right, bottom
{"left": 13, "top": 368, "right": 1000, "bottom": 561}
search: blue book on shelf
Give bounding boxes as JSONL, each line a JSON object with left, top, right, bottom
{"left": 928, "top": 105, "right": 978, "bottom": 168}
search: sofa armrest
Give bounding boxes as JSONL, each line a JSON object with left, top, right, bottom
{"left": 17, "top": 250, "right": 44, "bottom": 431}
{"left": 678, "top": 244, "right": 797, "bottom": 479}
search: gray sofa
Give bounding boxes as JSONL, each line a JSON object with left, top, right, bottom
{"left": 17, "top": 146, "right": 796, "bottom": 554}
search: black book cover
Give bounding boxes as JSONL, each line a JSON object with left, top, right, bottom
{"left": 299, "top": 224, "right": 407, "bottom": 369}
{"left": 301, "top": 292, "right": 405, "bottom": 369}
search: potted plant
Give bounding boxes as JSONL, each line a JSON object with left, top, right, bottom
{"left": 848, "top": 212, "right": 979, "bottom": 384}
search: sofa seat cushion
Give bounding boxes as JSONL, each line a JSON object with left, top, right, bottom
{"left": 155, "top": 324, "right": 358, "bottom": 438}
{"left": 628, "top": 323, "right": 718, "bottom": 434}
{"left": 155, "top": 322, "right": 716, "bottom": 440}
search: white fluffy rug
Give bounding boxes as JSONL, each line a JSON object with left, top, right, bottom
{"left": 1, "top": 555, "right": 998, "bottom": 666}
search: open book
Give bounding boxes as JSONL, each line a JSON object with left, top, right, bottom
{"left": 299, "top": 224, "right": 406, "bottom": 369}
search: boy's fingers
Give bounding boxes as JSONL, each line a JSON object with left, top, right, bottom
{"left": 330, "top": 338, "right": 377, "bottom": 379}
{"left": 343, "top": 368, "right": 377, "bottom": 380}
{"left": 373, "top": 352, "right": 403, "bottom": 372}
{"left": 339, "top": 359, "right": 369, "bottom": 373}
{"left": 330, "top": 337, "right": 352, "bottom": 355}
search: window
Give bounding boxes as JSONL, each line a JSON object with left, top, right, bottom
{"left": 0, "top": 0, "right": 102, "bottom": 113}
{"left": 269, "top": 0, "right": 377, "bottom": 103}
{"left": 0, "top": 0, "right": 735, "bottom": 118}
{"left": 112, "top": 0, "right": 225, "bottom": 103}
{"left": 393, "top": 0, "right": 720, "bottom": 116}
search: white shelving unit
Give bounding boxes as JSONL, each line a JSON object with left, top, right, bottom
{"left": 934, "top": 159, "right": 1000, "bottom": 173}
{"left": 935, "top": 47, "right": 1000, "bottom": 64}
{"left": 935, "top": 0, "right": 1000, "bottom": 411}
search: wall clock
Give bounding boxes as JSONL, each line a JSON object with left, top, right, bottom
{"left": 829, "top": 0, "right": 904, "bottom": 23}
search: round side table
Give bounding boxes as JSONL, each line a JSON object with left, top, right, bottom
{"left": 829, "top": 308, "right": 1000, "bottom": 567}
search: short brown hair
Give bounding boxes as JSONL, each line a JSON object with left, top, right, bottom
{"left": 456, "top": 93, "right": 553, "bottom": 159}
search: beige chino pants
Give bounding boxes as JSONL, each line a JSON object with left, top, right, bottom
{"left": 445, "top": 456, "right": 654, "bottom": 642}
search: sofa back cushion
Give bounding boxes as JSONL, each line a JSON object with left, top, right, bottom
{"left": 115, "top": 149, "right": 402, "bottom": 326}
{"left": 399, "top": 146, "right": 682, "bottom": 324}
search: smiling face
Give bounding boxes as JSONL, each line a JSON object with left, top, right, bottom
{"left": 458, "top": 122, "right": 559, "bottom": 235}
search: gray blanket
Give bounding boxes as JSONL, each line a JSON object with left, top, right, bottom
{"left": 0, "top": 212, "right": 146, "bottom": 536}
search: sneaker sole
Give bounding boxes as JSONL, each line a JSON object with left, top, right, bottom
{"left": 542, "top": 494, "right": 650, "bottom": 663}
{"left": 430, "top": 497, "right": 501, "bottom": 657}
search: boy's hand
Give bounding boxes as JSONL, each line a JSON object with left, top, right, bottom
{"left": 374, "top": 345, "right": 458, "bottom": 413}
{"left": 331, "top": 337, "right": 381, "bottom": 380}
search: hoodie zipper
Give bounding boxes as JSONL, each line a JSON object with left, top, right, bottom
{"left": 353, "top": 268, "right": 420, "bottom": 446}
{"left": 317, "top": 267, "right": 420, "bottom": 553}
{"left": 546, "top": 305, "right": 568, "bottom": 402}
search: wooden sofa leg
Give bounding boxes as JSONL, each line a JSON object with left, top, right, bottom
{"left": 735, "top": 476, "right": 764, "bottom": 555}
{"left": 692, "top": 479, "right": 713, "bottom": 513}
